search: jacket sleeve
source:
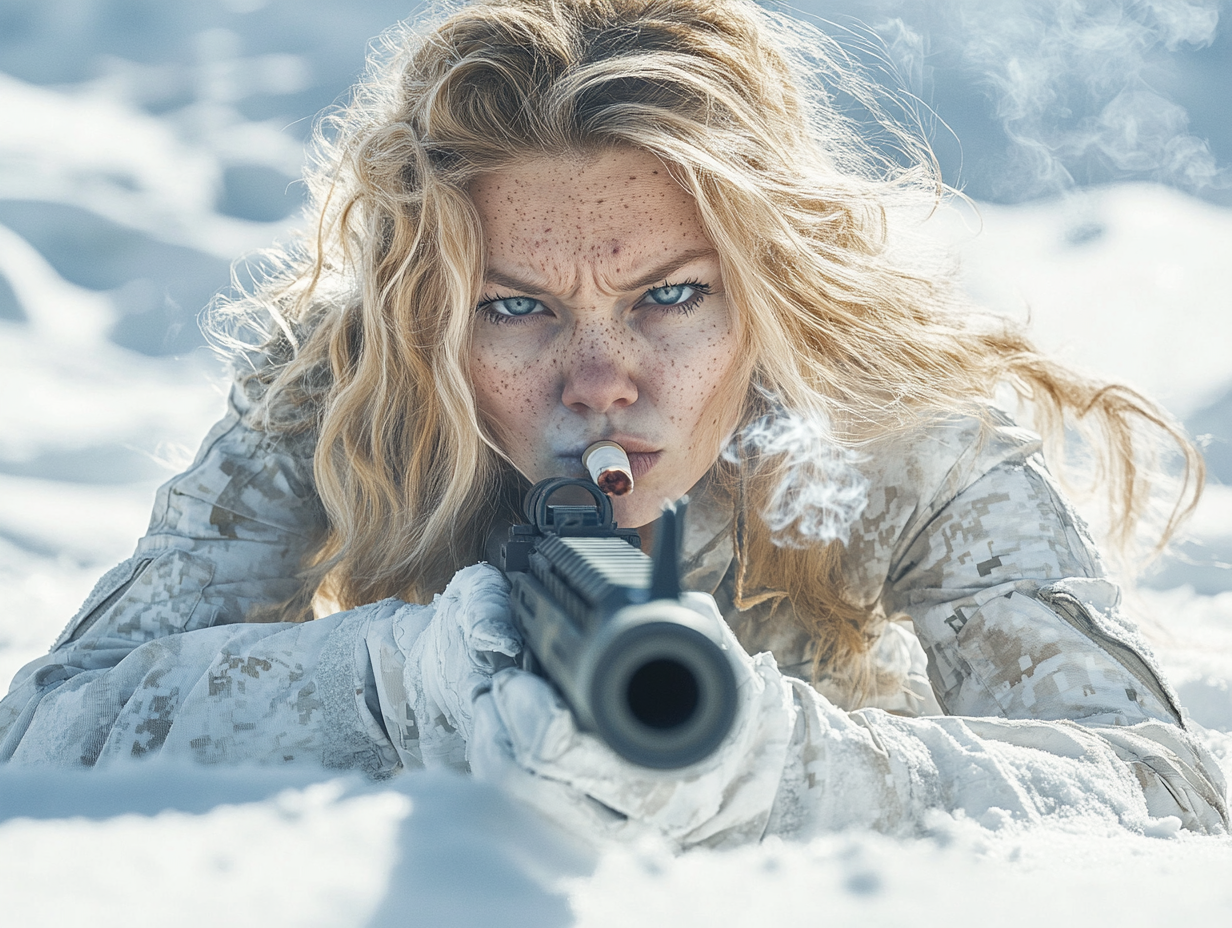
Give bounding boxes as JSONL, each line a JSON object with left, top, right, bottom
{"left": 0, "top": 380, "right": 325, "bottom": 757}
{"left": 839, "top": 412, "right": 1228, "bottom": 833}
{"left": 0, "top": 601, "right": 414, "bottom": 774}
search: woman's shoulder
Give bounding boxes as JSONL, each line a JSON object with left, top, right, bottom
{"left": 842, "top": 406, "right": 1045, "bottom": 600}
{"left": 863, "top": 406, "right": 1042, "bottom": 504}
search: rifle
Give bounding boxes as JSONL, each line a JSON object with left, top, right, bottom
{"left": 494, "top": 477, "right": 738, "bottom": 769}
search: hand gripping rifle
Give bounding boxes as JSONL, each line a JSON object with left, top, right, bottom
{"left": 495, "top": 477, "right": 738, "bottom": 769}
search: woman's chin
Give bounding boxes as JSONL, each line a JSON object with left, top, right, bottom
{"left": 611, "top": 494, "right": 666, "bottom": 532}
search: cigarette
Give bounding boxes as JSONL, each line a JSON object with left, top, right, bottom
{"left": 583, "top": 440, "right": 633, "bottom": 496}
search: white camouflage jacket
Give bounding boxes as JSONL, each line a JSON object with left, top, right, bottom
{"left": 0, "top": 383, "right": 1226, "bottom": 841}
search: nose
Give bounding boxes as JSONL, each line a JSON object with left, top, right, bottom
{"left": 559, "top": 322, "right": 639, "bottom": 414}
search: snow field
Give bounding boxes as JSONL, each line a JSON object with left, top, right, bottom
{"left": 1, "top": 62, "right": 1231, "bottom": 925}
{"left": 0, "top": 779, "right": 408, "bottom": 928}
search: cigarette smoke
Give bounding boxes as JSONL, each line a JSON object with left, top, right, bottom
{"left": 850, "top": 0, "right": 1228, "bottom": 199}
{"left": 723, "top": 406, "right": 870, "bottom": 548}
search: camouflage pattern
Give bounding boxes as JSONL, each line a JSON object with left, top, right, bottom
{"left": 0, "top": 387, "right": 1226, "bottom": 835}
{"left": 683, "top": 410, "right": 1186, "bottom": 727}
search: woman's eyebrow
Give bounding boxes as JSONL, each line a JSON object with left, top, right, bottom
{"left": 621, "top": 248, "right": 718, "bottom": 291}
{"left": 481, "top": 268, "right": 550, "bottom": 295}
{"left": 481, "top": 248, "right": 718, "bottom": 295}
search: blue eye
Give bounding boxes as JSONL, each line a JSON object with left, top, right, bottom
{"left": 645, "top": 284, "right": 695, "bottom": 305}
{"left": 640, "top": 281, "right": 710, "bottom": 314}
{"left": 487, "top": 296, "right": 541, "bottom": 317}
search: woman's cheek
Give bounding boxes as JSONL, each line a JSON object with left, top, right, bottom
{"left": 471, "top": 346, "right": 526, "bottom": 436}
{"left": 473, "top": 340, "right": 562, "bottom": 463}
{"left": 663, "top": 323, "right": 738, "bottom": 403}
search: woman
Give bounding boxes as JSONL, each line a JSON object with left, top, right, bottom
{"left": 0, "top": 0, "right": 1225, "bottom": 846}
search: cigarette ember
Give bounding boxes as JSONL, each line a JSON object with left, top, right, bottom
{"left": 583, "top": 440, "right": 634, "bottom": 496}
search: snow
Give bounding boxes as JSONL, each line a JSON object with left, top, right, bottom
{"left": 569, "top": 819, "right": 1232, "bottom": 927}
{"left": 0, "top": 72, "right": 299, "bottom": 259}
{"left": 2, "top": 64, "right": 1232, "bottom": 927}
{"left": 0, "top": 775, "right": 408, "bottom": 928}
{"left": 932, "top": 185, "right": 1232, "bottom": 416}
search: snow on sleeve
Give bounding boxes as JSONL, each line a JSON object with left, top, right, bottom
{"left": 767, "top": 678, "right": 1229, "bottom": 838}
{"left": 3, "top": 604, "right": 404, "bottom": 774}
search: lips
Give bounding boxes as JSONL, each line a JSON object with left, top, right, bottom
{"left": 626, "top": 450, "right": 662, "bottom": 481}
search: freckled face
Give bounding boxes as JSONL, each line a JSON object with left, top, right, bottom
{"left": 468, "top": 148, "right": 742, "bottom": 528}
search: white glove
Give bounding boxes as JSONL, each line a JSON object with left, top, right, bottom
{"left": 467, "top": 592, "right": 799, "bottom": 849}
{"left": 401, "top": 563, "right": 521, "bottom": 769}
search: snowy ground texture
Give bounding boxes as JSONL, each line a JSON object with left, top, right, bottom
{"left": 3, "top": 30, "right": 1232, "bottom": 928}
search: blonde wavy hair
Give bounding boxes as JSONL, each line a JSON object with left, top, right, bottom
{"left": 216, "top": 0, "right": 1202, "bottom": 684}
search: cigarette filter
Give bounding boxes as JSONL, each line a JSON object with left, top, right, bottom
{"left": 583, "top": 440, "right": 634, "bottom": 496}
